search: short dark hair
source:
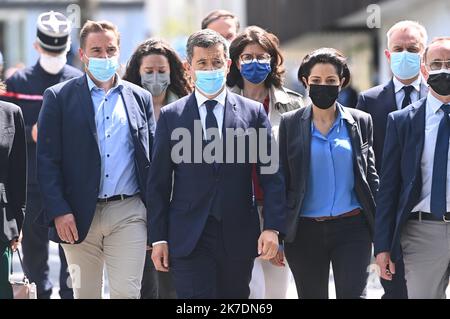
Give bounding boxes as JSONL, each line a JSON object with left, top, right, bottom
{"left": 201, "top": 9, "right": 240, "bottom": 31}
{"left": 227, "top": 26, "right": 285, "bottom": 89}
{"left": 123, "top": 38, "right": 192, "bottom": 98}
{"left": 79, "top": 20, "right": 120, "bottom": 49}
{"left": 298, "top": 48, "right": 351, "bottom": 88}
{"left": 186, "top": 29, "right": 229, "bottom": 63}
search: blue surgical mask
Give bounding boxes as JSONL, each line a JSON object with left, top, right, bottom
{"left": 390, "top": 51, "right": 421, "bottom": 80}
{"left": 195, "top": 68, "right": 226, "bottom": 96}
{"left": 240, "top": 60, "right": 271, "bottom": 84}
{"left": 86, "top": 56, "right": 119, "bottom": 82}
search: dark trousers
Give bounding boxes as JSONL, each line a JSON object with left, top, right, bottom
{"left": 380, "top": 256, "right": 408, "bottom": 299}
{"left": 170, "top": 217, "right": 254, "bottom": 299}
{"left": 21, "top": 190, "right": 73, "bottom": 299}
{"left": 141, "top": 250, "right": 177, "bottom": 299}
{"left": 285, "top": 213, "right": 372, "bottom": 299}
{"left": 0, "top": 242, "right": 13, "bottom": 299}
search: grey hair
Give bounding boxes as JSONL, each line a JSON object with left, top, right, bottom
{"left": 186, "top": 29, "right": 229, "bottom": 63}
{"left": 386, "top": 20, "right": 428, "bottom": 50}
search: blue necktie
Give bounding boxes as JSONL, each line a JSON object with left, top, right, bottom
{"left": 204, "top": 100, "right": 219, "bottom": 141}
{"left": 204, "top": 100, "right": 221, "bottom": 220}
{"left": 401, "top": 86, "right": 414, "bottom": 109}
{"left": 430, "top": 104, "right": 450, "bottom": 218}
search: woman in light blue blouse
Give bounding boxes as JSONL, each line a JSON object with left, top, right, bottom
{"left": 277, "top": 48, "right": 379, "bottom": 299}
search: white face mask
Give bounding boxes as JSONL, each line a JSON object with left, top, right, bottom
{"left": 39, "top": 52, "right": 67, "bottom": 74}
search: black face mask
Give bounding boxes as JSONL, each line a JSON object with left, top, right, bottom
{"left": 308, "top": 84, "right": 340, "bottom": 109}
{"left": 427, "top": 71, "right": 450, "bottom": 96}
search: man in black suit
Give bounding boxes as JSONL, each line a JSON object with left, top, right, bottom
{"left": 356, "top": 20, "right": 428, "bottom": 299}
{"left": 147, "top": 29, "right": 286, "bottom": 299}
{"left": 375, "top": 37, "right": 450, "bottom": 298}
{"left": 0, "top": 87, "right": 27, "bottom": 298}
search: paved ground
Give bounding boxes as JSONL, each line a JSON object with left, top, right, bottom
{"left": 10, "top": 242, "right": 448, "bottom": 299}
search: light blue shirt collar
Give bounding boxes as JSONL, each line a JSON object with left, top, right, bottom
{"left": 427, "top": 92, "right": 448, "bottom": 114}
{"left": 86, "top": 73, "right": 123, "bottom": 93}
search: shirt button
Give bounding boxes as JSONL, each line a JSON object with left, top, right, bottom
{"left": 104, "top": 194, "right": 107, "bottom": 197}
{"left": 106, "top": 174, "right": 109, "bottom": 178}
{"left": 107, "top": 135, "right": 110, "bottom": 138}
{"left": 107, "top": 154, "right": 110, "bottom": 158}
{"left": 107, "top": 116, "right": 110, "bottom": 120}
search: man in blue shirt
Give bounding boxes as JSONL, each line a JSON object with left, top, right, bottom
{"left": 37, "top": 20, "right": 155, "bottom": 299}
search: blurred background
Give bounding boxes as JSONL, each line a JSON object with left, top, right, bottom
{"left": 0, "top": 0, "right": 449, "bottom": 96}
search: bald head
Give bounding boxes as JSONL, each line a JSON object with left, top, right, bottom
{"left": 423, "top": 37, "right": 450, "bottom": 66}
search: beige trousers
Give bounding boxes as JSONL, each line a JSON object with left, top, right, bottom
{"left": 61, "top": 195, "right": 147, "bottom": 299}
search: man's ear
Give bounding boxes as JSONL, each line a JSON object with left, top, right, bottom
{"left": 33, "top": 41, "right": 41, "bottom": 53}
{"left": 384, "top": 49, "right": 391, "bottom": 64}
{"left": 226, "top": 58, "right": 232, "bottom": 73}
{"left": 421, "top": 62, "right": 429, "bottom": 81}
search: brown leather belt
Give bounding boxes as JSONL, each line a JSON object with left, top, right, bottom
{"left": 301, "top": 208, "right": 361, "bottom": 222}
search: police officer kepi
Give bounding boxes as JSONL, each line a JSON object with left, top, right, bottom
{"left": 1, "top": 11, "right": 82, "bottom": 299}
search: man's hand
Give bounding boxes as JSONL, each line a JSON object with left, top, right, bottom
{"left": 376, "top": 252, "right": 395, "bottom": 281}
{"left": 31, "top": 123, "right": 38, "bottom": 143}
{"left": 55, "top": 213, "right": 79, "bottom": 244}
{"left": 258, "top": 230, "right": 279, "bottom": 260}
{"left": 270, "top": 248, "right": 285, "bottom": 267}
{"left": 152, "top": 243, "right": 169, "bottom": 272}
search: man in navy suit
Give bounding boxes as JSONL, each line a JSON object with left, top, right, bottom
{"left": 147, "top": 29, "right": 286, "bottom": 299}
{"left": 37, "top": 20, "right": 155, "bottom": 298}
{"left": 357, "top": 21, "right": 428, "bottom": 299}
{"left": 375, "top": 37, "right": 450, "bottom": 299}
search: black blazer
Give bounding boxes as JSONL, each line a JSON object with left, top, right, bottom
{"left": 37, "top": 75, "right": 155, "bottom": 244}
{"left": 0, "top": 101, "right": 26, "bottom": 243}
{"left": 279, "top": 104, "right": 379, "bottom": 243}
{"left": 356, "top": 79, "right": 428, "bottom": 172}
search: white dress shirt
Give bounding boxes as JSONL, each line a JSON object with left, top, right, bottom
{"left": 393, "top": 76, "right": 421, "bottom": 110}
{"left": 412, "top": 93, "right": 450, "bottom": 213}
{"left": 195, "top": 88, "right": 226, "bottom": 139}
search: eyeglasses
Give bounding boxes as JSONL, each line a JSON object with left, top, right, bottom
{"left": 240, "top": 53, "right": 271, "bottom": 64}
{"left": 427, "top": 60, "right": 450, "bottom": 71}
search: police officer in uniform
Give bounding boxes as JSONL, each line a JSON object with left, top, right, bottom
{"left": 1, "top": 11, "right": 82, "bottom": 299}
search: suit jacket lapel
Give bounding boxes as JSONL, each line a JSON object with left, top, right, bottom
{"left": 410, "top": 99, "right": 426, "bottom": 177}
{"left": 382, "top": 79, "right": 397, "bottom": 113}
{"left": 77, "top": 75, "right": 98, "bottom": 146}
{"left": 121, "top": 85, "right": 138, "bottom": 137}
{"left": 299, "top": 106, "right": 312, "bottom": 190}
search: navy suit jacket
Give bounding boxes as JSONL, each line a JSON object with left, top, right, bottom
{"left": 147, "top": 90, "right": 286, "bottom": 259}
{"left": 356, "top": 79, "right": 428, "bottom": 172}
{"left": 37, "top": 75, "right": 155, "bottom": 243}
{"left": 374, "top": 98, "right": 427, "bottom": 261}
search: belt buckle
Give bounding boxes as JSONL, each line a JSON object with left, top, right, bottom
{"left": 443, "top": 214, "right": 450, "bottom": 223}
{"left": 120, "top": 194, "right": 125, "bottom": 201}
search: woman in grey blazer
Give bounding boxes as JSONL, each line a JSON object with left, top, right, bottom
{"left": 278, "top": 48, "right": 379, "bottom": 299}
{"left": 0, "top": 81, "right": 27, "bottom": 299}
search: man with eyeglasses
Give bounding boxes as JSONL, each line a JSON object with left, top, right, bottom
{"left": 356, "top": 20, "right": 429, "bottom": 299}
{"left": 375, "top": 37, "right": 450, "bottom": 299}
